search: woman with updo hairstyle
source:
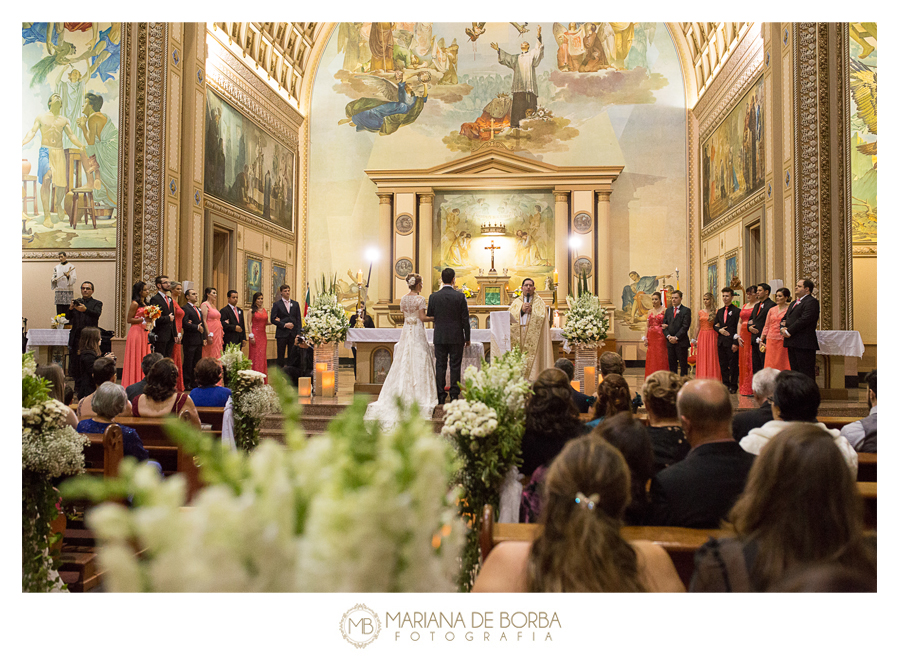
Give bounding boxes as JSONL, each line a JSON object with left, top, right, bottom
{"left": 691, "top": 424, "right": 877, "bottom": 592}
{"left": 201, "top": 287, "right": 224, "bottom": 360}
{"left": 642, "top": 370, "right": 689, "bottom": 473}
{"left": 586, "top": 373, "right": 632, "bottom": 429}
{"left": 474, "top": 435, "right": 684, "bottom": 592}
{"left": 405, "top": 272, "right": 423, "bottom": 291}
{"left": 642, "top": 291, "right": 668, "bottom": 376}
{"left": 760, "top": 287, "right": 792, "bottom": 371}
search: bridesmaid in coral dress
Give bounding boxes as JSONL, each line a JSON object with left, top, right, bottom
{"left": 695, "top": 292, "right": 721, "bottom": 380}
{"left": 171, "top": 282, "right": 185, "bottom": 392}
{"left": 738, "top": 286, "right": 757, "bottom": 395}
{"left": 122, "top": 281, "right": 152, "bottom": 388}
{"left": 248, "top": 291, "right": 269, "bottom": 383}
{"left": 201, "top": 287, "right": 224, "bottom": 360}
{"left": 761, "top": 287, "right": 792, "bottom": 371}
{"left": 643, "top": 292, "right": 669, "bottom": 376}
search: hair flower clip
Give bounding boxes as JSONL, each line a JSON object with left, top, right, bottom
{"left": 574, "top": 491, "right": 600, "bottom": 511}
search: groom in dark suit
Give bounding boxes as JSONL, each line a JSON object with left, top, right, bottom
{"left": 149, "top": 274, "right": 176, "bottom": 357}
{"left": 714, "top": 287, "right": 741, "bottom": 393}
{"left": 662, "top": 290, "right": 691, "bottom": 376}
{"left": 781, "top": 278, "right": 820, "bottom": 380}
{"left": 271, "top": 283, "right": 302, "bottom": 367}
{"left": 220, "top": 289, "right": 247, "bottom": 348}
{"left": 427, "top": 268, "right": 471, "bottom": 404}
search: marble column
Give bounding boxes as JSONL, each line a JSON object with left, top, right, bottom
{"left": 418, "top": 192, "right": 434, "bottom": 289}
{"left": 595, "top": 190, "right": 612, "bottom": 306}
{"left": 554, "top": 191, "right": 570, "bottom": 303}
{"left": 377, "top": 193, "right": 393, "bottom": 303}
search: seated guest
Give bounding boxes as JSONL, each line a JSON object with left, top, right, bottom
{"left": 732, "top": 367, "right": 778, "bottom": 441}
{"left": 64, "top": 385, "right": 75, "bottom": 406}
{"left": 76, "top": 357, "right": 132, "bottom": 420}
{"left": 132, "top": 358, "right": 201, "bottom": 425}
{"left": 553, "top": 358, "right": 596, "bottom": 413}
{"left": 76, "top": 382, "right": 150, "bottom": 462}
{"left": 840, "top": 369, "right": 876, "bottom": 453}
{"left": 641, "top": 370, "right": 688, "bottom": 473}
{"left": 586, "top": 374, "right": 632, "bottom": 429}
{"left": 600, "top": 351, "right": 642, "bottom": 412}
{"left": 691, "top": 424, "right": 877, "bottom": 592}
{"left": 520, "top": 368, "right": 585, "bottom": 478}
{"left": 592, "top": 414, "right": 654, "bottom": 525}
{"left": 474, "top": 435, "right": 684, "bottom": 592}
{"left": 125, "top": 352, "right": 164, "bottom": 403}
{"left": 35, "top": 363, "right": 78, "bottom": 428}
{"left": 649, "top": 379, "right": 755, "bottom": 528}
{"left": 75, "top": 326, "right": 102, "bottom": 399}
{"left": 739, "top": 371, "right": 858, "bottom": 477}
{"left": 188, "top": 358, "right": 232, "bottom": 407}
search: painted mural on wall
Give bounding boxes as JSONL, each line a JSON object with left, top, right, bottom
{"left": 205, "top": 89, "right": 294, "bottom": 231}
{"left": 432, "top": 191, "right": 555, "bottom": 292}
{"left": 849, "top": 22, "right": 876, "bottom": 244}
{"left": 701, "top": 75, "right": 765, "bottom": 227}
{"left": 21, "top": 22, "right": 121, "bottom": 250}
{"left": 309, "top": 22, "right": 687, "bottom": 339}
{"left": 619, "top": 270, "right": 675, "bottom": 326}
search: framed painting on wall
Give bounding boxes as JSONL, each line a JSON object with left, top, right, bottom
{"left": 724, "top": 252, "right": 741, "bottom": 304}
{"left": 372, "top": 347, "right": 392, "bottom": 384}
{"left": 706, "top": 261, "right": 718, "bottom": 296}
{"left": 272, "top": 261, "right": 287, "bottom": 304}
{"left": 204, "top": 88, "right": 295, "bottom": 232}
{"left": 244, "top": 252, "right": 263, "bottom": 302}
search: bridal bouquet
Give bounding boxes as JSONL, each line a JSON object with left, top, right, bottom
{"left": 563, "top": 293, "right": 609, "bottom": 347}
{"left": 61, "top": 376, "right": 464, "bottom": 592}
{"left": 304, "top": 292, "right": 350, "bottom": 346}
{"left": 144, "top": 304, "right": 162, "bottom": 331}
{"left": 441, "top": 347, "right": 529, "bottom": 591}
{"left": 22, "top": 351, "right": 89, "bottom": 592}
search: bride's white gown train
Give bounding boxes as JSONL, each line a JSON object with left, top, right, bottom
{"left": 364, "top": 293, "right": 438, "bottom": 429}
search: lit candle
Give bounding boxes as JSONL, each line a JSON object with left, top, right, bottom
{"left": 315, "top": 362, "right": 327, "bottom": 397}
{"left": 357, "top": 269, "right": 363, "bottom": 284}
{"left": 298, "top": 377, "right": 312, "bottom": 398}
{"left": 322, "top": 370, "right": 335, "bottom": 397}
{"left": 553, "top": 269, "right": 558, "bottom": 284}
{"left": 553, "top": 310, "right": 560, "bottom": 328}
{"left": 571, "top": 380, "right": 581, "bottom": 393}
{"left": 583, "top": 366, "right": 596, "bottom": 396}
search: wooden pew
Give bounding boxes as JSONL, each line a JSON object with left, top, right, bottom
{"left": 857, "top": 453, "right": 877, "bottom": 483}
{"left": 195, "top": 406, "right": 225, "bottom": 431}
{"left": 817, "top": 416, "right": 863, "bottom": 431}
{"left": 82, "top": 424, "right": 124, "bottom": 478}
{"left": 858, "top": 481, "right": 876, "bottom": 530}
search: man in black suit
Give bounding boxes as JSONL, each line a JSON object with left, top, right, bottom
{"left": 714, "top": 287, "right": 741, "bottom": 393}
{"left": 181, "top": 288, "right": 206, "bottom": 389}
{"left": 650, "top": 379, "right": 755, "bottom": 528}
{"left": 747, "top": 282, "right": 775, "bottom": 374}
{"left": 126, "top": 352, "right": 164, "bottom": 402}
{"left": 731, "top": 367, "right": 777, "bottom": 441}
{"left": 351, "top": 301, "right": 376, "bottom": 376}
{"left": 427, "top": 268, "right": 470, "bottom": 404}
{"left": 781, "top": 278, "right": 820, "bottom": 380}
{"left": 220, "top": 289, "right": 247, "bottom": 348}
{"left": 65, "top": 280, "right": 102, "bottom": 380}
{"left": 149, "top": 274, "right": 176, "bottom": 357}
{"left": 271, "top": 283, "right": 302, "bottom": 367}
{"left": 662, "top": 290, "right": 691, "bottom": 376}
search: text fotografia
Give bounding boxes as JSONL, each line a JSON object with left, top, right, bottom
{"left": 387, "top": 611, "right": 561, "bottom": 642}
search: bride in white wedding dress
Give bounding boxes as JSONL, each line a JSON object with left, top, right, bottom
{"left": 364, "top": 273, "right": 439, "bottom": 429}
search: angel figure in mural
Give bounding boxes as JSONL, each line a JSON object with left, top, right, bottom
{"left": 448, "top": 232, "right": 472, "bottom": 266}
{"left": 849, "top": 58, "right": 877, "bottom": 158}
{"left": 339, "top": 70, "right": 431, "bottom": 136}
{"left": 432, "top": 37, "right": 460, "bottom": 85}
{"left": 552, "top": 23, "right": 586, "bottom": 72}
{"left": 622, "top": 270, "right": 672, "bottom": 322}
{"left": 29, "top": 37, "right": 92, "bottom": 88}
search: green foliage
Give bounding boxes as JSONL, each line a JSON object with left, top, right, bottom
{"left": 22, "top": 472, "right": 64, "bottom": 592}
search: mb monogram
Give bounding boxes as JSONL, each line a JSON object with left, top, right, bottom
{"left": 340, "top": 604, "right": 381, "bottom": 648}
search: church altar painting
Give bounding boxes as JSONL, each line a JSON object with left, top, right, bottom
{"left": 21, "top": 22, "right": 121, "bottom": 251}
{"left": 432, "top": 190, "right": 555, "bottom": 292}
{"left": 245, "top": 253, "right": 263, "bottom": 302}
{"left": 204, "top": 89, "right": 294, "bottom": 232}
{"left": 849, "top": 23, "right": 877, "bottom": 243}
{"left": 701, "top": 74, "right": 765, "bottom": 227}
{"left": 707, "top": 261, "right": 718, "bottom": 296}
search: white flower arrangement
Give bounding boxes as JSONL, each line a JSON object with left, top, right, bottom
{"left": 218, "top": 343, "right": 246, "bottom": 371}
{"left": 304, "top": 293, "right": 350, "bottom": 346}
{"left": 441, "top": 400, "right": 499, "bottom": 440}
{"left": 234, "top": 383, "right": 280, "bottom": 419}
{"left": 562, "top": 293, "right": 610, "bottom": 347}
{"left": 22, "top": 398, "right": 89, "bottom": 479}
{"left": 23, "top": 352, "right": 37, "bottom": 379}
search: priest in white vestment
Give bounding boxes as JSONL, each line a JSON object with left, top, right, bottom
{"left": 509, "top": 278, "right": 553, "bottom": 380}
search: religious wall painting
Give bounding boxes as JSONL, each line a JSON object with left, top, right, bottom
{"left": 469, "top": 315, "right": 479, "bottom": 330}
{"left": 245, "top": 253, "right": 263, "bottom": 302}
{"left": 849, "top": 23, "right": 877, "bottom": 244}
{"left": 432, "top": 190, "right": 555, "bottom": 292}
{"left": 204, "top": 89, "right": 295, "bottom": 232}
{"left": 272, "top": 262, "right": 287, "bottom": 305}
{"left": 701, "top": 74, "right": 765, "bottom": 226}
{"left": 725, "top": 252, "right": 741, "bottom": 304}
{"left": 706, "top": 261, "right": 718, "bottom": 297}
{"left": 22, "top": 22, "right": 122, "bottom": 251}
{"left": 372, "top": 346, "right": 392, "bottom": 385}
{"left": 616, "top": 268, "right": 676, "bottom": 330}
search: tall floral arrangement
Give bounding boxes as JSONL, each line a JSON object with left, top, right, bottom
{"left": 304, "top": 291, "right": 350, "bottom": 347}
{"left": 441, "top": 347, "right": 530, "bottom": 591}
{"left": 22, "top": 352, "right": 89, "bottom": 592}
{"left": 230, "top": 370, "right": 280, "bottom": 451}
{"left": 219, "top": 342, "right": 252, "bottom": 389}
{"left": 562, "top": 292, "right": 610, "bottom": 347}
{"left": 60, "top": 373, "right": 464, "bottom": 592}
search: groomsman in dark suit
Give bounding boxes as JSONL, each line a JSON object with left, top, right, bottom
{"left": 149, "top": 274, "right": 176, "bottom": 357}
{"left": 747, "top": 282, "right": 775, "bottom": 374}
{"left": 220, "top": 290, "right": 247, "bottom": 348}
{"left": 714, "top": 287, "right": 741, "bottom": 394}
{"left": 271, "top": 283, "right": 302, "bottom": 367}
{"left": 662, "top": 290, "right": 691, "bottom": 376}
{"left": 781, "top": 278, "right": 820, "bottom": 380}
{"left": 181, "top": 288, "right": 206, "bottom": 389}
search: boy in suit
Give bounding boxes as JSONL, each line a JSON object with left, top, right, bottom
{"left": 714, "top": 287, "right": 741, "bottom": 393}
{"left": 181, "top": 288, "right": 207, "bottom": 389}
{"left": 426, "top": 268, "right": 470, "bottom": 404}
{"left": 220, "top": 289, "right": 247, "bottom": 347}
{"left": 271, "top": 284, "right": 302, "bottom": 367}
{"left": 662, "top": 290, "right": 691, "bottom": 376}
{"left": 747, "top": 282, "right": 776, "bottom": 374}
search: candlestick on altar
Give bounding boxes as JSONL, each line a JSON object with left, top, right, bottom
{"left": 553, "top": 269, "right": 558, "bottom": 285}
{"left": 356, "top": 269, "right": 363, "bottom": 285}
{"left": 553, "top": 310, "right": 560, "bottom": 328}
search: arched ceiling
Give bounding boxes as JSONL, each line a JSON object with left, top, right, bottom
{"left": 674, "top": 22, "right": 753, "bottom": 104}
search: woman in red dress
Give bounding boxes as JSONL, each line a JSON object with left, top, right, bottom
{"left": 122, "top": 281, "right": 152, "bottom": 388}
{"left": 248, "top": 291, "right": 269, "bottom": 383}
{"left": 171, "top": 282, "right": 186, "bottom": 392}
{"left": 642, "top": 292, "right": 668, "bottom": 377}
{"left": 695, "top": 292, "right": 721, "bottom": 380}
{"left": 201, "top": 287, "right": 224, "bottom": 360}
{"left": 738, "top": 285, "right": 757, "bottom": 395}
{"left": 761, "top": 287, "right": 792, "bottom": 371}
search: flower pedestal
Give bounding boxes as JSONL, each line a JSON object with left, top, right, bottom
{"left": 314, "top": 343, "right": 339, "bottom": 396}
{"left": 574, "top": 345, "right": 597, "bottom": 394}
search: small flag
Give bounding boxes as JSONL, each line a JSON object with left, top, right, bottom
{"left": 304, "top": 283, "right": 310, "bottom": 321}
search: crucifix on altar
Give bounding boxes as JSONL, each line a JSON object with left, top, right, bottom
{"left": 485, "top": 240, "right": 501, "bottom": 273}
